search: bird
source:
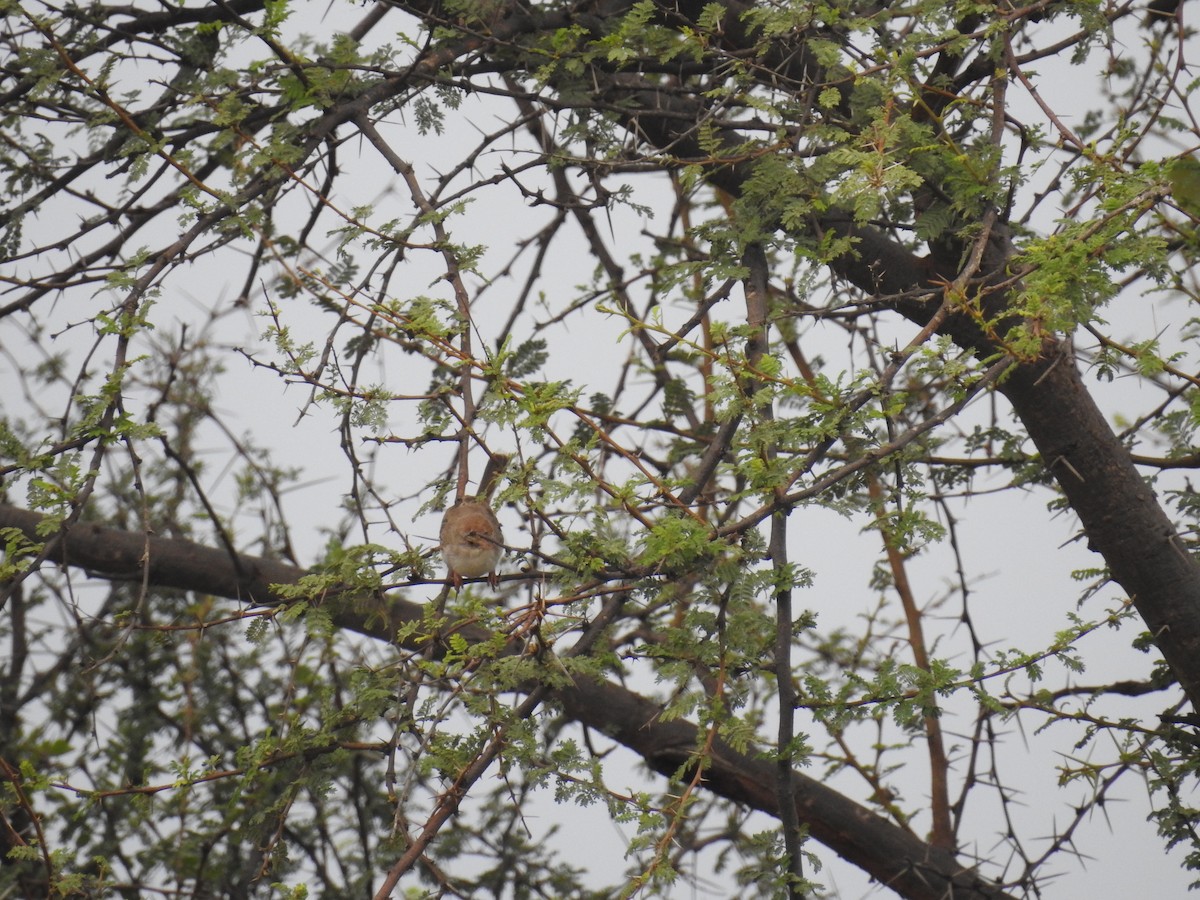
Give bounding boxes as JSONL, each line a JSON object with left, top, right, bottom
{"left": 440, "top": 454, "right": 508, "bottom": 590}
{"left": 440, "top": 500, "right": 503, "bottom": 589}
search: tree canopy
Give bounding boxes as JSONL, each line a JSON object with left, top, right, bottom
{"left": 3, "top": 0, "right": 1200, "bottom": 896}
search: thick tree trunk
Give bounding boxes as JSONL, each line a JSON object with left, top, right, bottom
{"left": 1000, "top": 345, "right": 1200, "bottom": 701}
{"left": 817, "top": 213, "right": 1200, "bottom": 708}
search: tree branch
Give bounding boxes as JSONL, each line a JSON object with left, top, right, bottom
{"left": 0, "top": 502, "right": 1015, "bottom": 900}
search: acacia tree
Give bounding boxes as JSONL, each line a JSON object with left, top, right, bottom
{"left": 3, "top": 0, "right": 1200, "bottom": 896}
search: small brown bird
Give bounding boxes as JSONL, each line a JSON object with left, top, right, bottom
{"left": 440, "top": 454, "right": 508, "bottom": 590}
